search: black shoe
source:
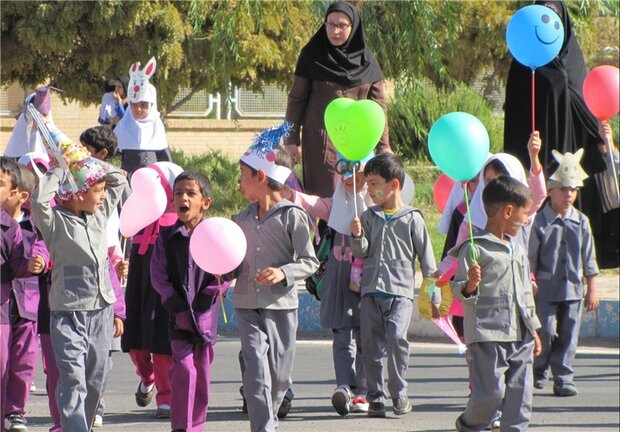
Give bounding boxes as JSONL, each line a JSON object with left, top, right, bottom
{"left": 367, "top": 402, "right": 386, "bottom": 418}
{"left": 331, "top": 387, "right": 351, "bottom": 417}
{"left": 277, "top": 397, "right": 291, "bottom": 418}
{"left": 239, "top": 385, "right": 248, "bottom": 414}
{"left": 134, "top": 382, "right": 154, "bottom": 407}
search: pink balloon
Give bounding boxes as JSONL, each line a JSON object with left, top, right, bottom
{"left": 432, "top": 173, "right": 456, "bottom": 213}
{"left": 119, "top": 168, "right": 167, "bottom": 237}
{"left": 583, "top": 65, "right": 619, "bottom": 120}
{"left": 190, "top": 217, "right": 247, "bottom": 274}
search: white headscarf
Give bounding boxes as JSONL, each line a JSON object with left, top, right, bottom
{"left": 327, "top": 179, "right": 373, "bottom": 236}
{"left": 4, "top": 112, "right": 56, "bottom": 158}
{"left": 114, "top": 87, "right": 168, "bottom": 152}
{"left": 469, "top": 153, "right": 528, "bottom": 229}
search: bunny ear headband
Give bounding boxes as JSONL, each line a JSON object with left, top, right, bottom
{"left": 240, "top": 122, "right": 293, "bottom": 184}
{"left": 128, "top": 57, "right": 157, "bottom": 104}
{"left": 548, "top": 148, "right": 589, "bottom": 189}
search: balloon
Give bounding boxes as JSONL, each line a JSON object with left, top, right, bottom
{"left": 119, "top": 167, "right": 167, "bottom": 237}
{"left": 583, "top": 65, "right": 620, "bottom": 120}
{"left": 506, "top": 5, "right": 564, "bottom": 70}
{"left": 433, "top": 173, "right": 456, "bottom": 213}
{"left": 402, "top": 173, "right": 415, "bottom": 205}
{"left": 324, "top": 98, "right": 386, "bottom": 161}
{"left": 428, "top": 112, "right": 490, "bottom": 182}
{"left": 190, "top": 217, "right": 247, "bottom": 274}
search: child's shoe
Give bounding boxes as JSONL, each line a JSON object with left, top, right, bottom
{"left": 239, "top": 386, "right": 248, "bottom": 414}
{"left": 331, "top": 386, "right": 351, "bottom": 416}
{"left": 135, "top": 381, "right": 155, "bottom": 407}
{"left": 3, "top": 414, "right": 28, "bottom": 431}
{"left": 534, "top": 376, "right": 547, "bottom": 389}
{"left": 156, "top": 404, "right": 171, "bottom": 418}
{"left": 92, "top": 415, "right": 103, "bottom": 428}
{"left": 351, "top": 396, "right": 369, "bottom": 413}
{"left": 553, "top": 382, "right": 578, "bottom": 397}
{"left": 367, "top": 401, "right": 386, "bottom": 418}
{"left": 393, "top": 397, "right": 412, "bottom": 415}
{"left": 277, "top": 388, "right": 294, "bottom": 418}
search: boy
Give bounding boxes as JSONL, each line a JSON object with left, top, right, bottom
{"left": 234, "top": 123, "right": 319, "bottom": 432}
{"left": 30, "top": 138, "right": 128, "bottom": 432}
{"left": 529, "top": 149, "right": 598, "bottom": 397}
{"left": 151, "top": 170, "right": 229, "bottom": 432}
{"left": 453, "top": 176, "right": 542, "bottom": 432}
{"left": 350, "top": 153, "right": 436, "bottom": 417}
{"left": 3, "top": 166, "right": 49, "bottom": 432}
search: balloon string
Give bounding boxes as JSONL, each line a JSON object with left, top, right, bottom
{"left": 531, "top": 70, "right": 536, "bottom": 134}
{"left": 463, "top": 184, "right": 476, "bottom": 263}
{"left": 218, "top": 276, "right": 227, "bottom": 324}
{"left": 352, "top": 169, "right": 358, "bottom": 219}
{"left": 120, "top": 236, "right": 127, "bottom": 286}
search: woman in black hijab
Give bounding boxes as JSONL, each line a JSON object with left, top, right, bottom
{"left": 503, "top": 0, "right": 618, "bottom": 268}
{"left": 285, "top": 1, "right": 391, "bottom": 198}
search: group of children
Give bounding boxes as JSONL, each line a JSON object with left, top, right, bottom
{"left": 1, "top": 60, "right": 613, "bottom": 432}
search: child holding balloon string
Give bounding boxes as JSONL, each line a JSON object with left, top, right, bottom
{"left": 151, "top": 170, "right": 234, "bottom": 432}
{"left": 233, "top": 122, "right": 319, "bottom": 432}
{"left": 281, "top": 151, "right": 374, "bottom": 417}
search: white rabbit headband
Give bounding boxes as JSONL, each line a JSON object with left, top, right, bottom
{"left": 128, "top": 57, "right": 157, "bottom": 104}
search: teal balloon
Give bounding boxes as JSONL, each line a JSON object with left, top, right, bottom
{"left": 506, "top": 5, "right": 564, "bottom": 70}
{"left": 428, "top": 112, "right": 490, "bottom": 182}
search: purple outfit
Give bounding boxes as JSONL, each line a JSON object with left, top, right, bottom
{"left": 150, "top": 220, "right": 230, "bottom": 432}
{"left": 1, "top": 208, "right": 29, "bottom": 430}
{"left": 5, "top": 210, "right": 49, "bottom": 420}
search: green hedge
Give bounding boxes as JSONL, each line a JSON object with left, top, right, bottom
{"left": 387, "top": 78, "right": 504, "bottom": 162}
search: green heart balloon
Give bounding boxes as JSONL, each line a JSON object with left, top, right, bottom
{"left": 324, "top": 98, "right": 386, "bottom": 161}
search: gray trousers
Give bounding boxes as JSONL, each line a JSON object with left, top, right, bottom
{"left": 236, "top": 308, "right": 297, "bottom": 432}
{"left": 459, "top": 333, "right": 535, "bottom": 432}
{"left": 332, "top": 326, "right": 367, "bottom": 396}
{"left": 360, "top": 295, "right": 413, "bottom": 403}
{"left": 534, "top": 299, "right": 582, "bottom": 385}
{"left": 50, "top": 306, "right": 113, "bottom": 432}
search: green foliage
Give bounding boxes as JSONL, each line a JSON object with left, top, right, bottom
{"left": 387, "top": 78, "right": 504, "bottom": 163}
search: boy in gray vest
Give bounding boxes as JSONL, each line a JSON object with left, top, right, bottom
{"left": 453, "top": 176, "right": 542, "bottom": 432}
{"left": 31, "top": 137, "right": 128, "bottom": 432}
{"left": 350, "top": 153, "right": 436, "bottom": 417}
{"left": 529, "top": 149, "right": 599, "bottom": 397}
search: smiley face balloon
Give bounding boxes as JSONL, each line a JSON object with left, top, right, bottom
{"left": 506, "top": 4, "right": 564, "bottom": 70}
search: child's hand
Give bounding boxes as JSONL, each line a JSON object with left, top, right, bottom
{"left": 286, "top": 145, "right": 300, "bottom": 166}
{"left": 113, "top": 317, "right": 124, "bottom": 338}
{"left": 464, "top": 263, "right": 481, "bottom": 295}
{"left": 533, "top": 331, "right": 542, "bottom": 357}
{"left": 585, "top": 290, "right": 600, "bottom": 311}
{"left": 115, "top": 260, "right": 129, "bottom": 278}
{"left": 350, "top": 217, "right": 362, "bottom": 238}
{"left": 255, "top": 267, "right": 285, "bottom": 285}
{"left": 28, "top": 255, "right": 46, "bottom": 274}
{"left": 531, "top": 280, "right": 538, "bottom": 296}
{"left": 528, "top": 131, "right": 542, "bottom": 158}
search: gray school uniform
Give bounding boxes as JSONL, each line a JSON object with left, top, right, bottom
{"left": 453, "top": 231, "right": 541, "bottom": 432}
{"left": 31, "top": 166, "right": 127, "bottom": 432}
{"left": 233, "top": 201, "right": 318, "bottom": 432}
{"left": 528, "top": 203, "right": 598, "bottom": 385}
{"left": 351, "top": 206, "right": 436, "bottom": 404}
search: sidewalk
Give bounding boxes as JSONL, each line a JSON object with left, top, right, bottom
{"left": 219, "top": 270, "right": 620, "bottom": 342}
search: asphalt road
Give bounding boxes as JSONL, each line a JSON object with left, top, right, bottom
{"left": 23, "top": 338, "right": 619, "bottom": 432}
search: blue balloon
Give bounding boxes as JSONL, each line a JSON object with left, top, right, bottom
{"left": 506, "top": 5, "right": 564, "bottom": 70}
{"left": 428, "top": 112, "right": 490, "bottom": 182}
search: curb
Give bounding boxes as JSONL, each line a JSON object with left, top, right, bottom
{"left": 218, "top": 290, "right": 619, "bottom": 342}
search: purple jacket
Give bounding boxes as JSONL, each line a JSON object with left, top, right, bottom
{"left": 1, "top": 209, "right": 29, "bottom": 325}
{"left": 150, "top": 220, "right": 231, "bottom": 345}
{"left": 11, "top": 210, "right": 50, "bottom": 321}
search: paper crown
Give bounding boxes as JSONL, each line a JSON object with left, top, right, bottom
{"left": 128, "top": 57, "right": 157, "bottom": 104}
{"left": 548, "top": 149, "right": 588, "bottom": 188}
{"left": 240, "top": 122, "right": 293, "bottom": 184}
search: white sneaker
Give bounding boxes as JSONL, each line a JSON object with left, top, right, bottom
{"left": 4, "top": 415, "right": 28, "bottom": 431}
{"left": 92, "top": 415, "right": 103, "bottom": 428}
{"left": 331, "top": 386, "right": 351, "bottom": 417}
{"left": 29, "top": 384, "right": 36, "bottom": 392}
{"left": 351, "top": 396, "right": 369, "bottom": 413}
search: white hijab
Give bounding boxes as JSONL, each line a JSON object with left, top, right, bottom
{"left": 4, "top": 112, "right": 56, "bottom": 158}
{"left": 327, "top": 179, "right": 373, "bottom": 236}
{"left": 114, "top": 84, "right": 168, "bottom": 152}
{"left": 469, "top": 153, "right": 528, "bottom": 229}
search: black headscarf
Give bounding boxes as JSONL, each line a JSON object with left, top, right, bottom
{"left": 294, "top": 2, "right": 384, "bottom": 87}
{"left": 503, "top": 0, "right": 604, "bottom": 175}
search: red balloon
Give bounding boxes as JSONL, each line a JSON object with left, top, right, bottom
{"left": 583, "top": 65, "right": 619, "bottom": 120}
{"left": 433, "top": 173, "right": 456, "bottom": 213}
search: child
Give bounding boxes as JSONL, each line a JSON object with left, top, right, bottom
{"left": 283, "top": 154, "right": 373, "bottom": 416}
{"left": 114, "top": 57, "right": 172, "bottom": 176}
{"left": 30, "top": 136, "right": 129, "bottom": 432}
{"left": 350, "top": 153, "right": 436, "bottom": 417}
{"left": 233, "top": 123, "right": 319, "bottom": 432}
{"left": 151, "top": 170, "right": 229, "bottom": 432}
{"left": 98, "top": 77, "right": 128, "bottom": 127}
{"left": 529, "top": 149, "right": 599, "bottom": 397}
{"left": 2, "top": 166, "right": 50, "bottom": 432}
{"left": 81, "top": 125, "right": 129, "bottom": 427}
{"left": 452, "top": 176, "right": 542, "bottom": 432}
